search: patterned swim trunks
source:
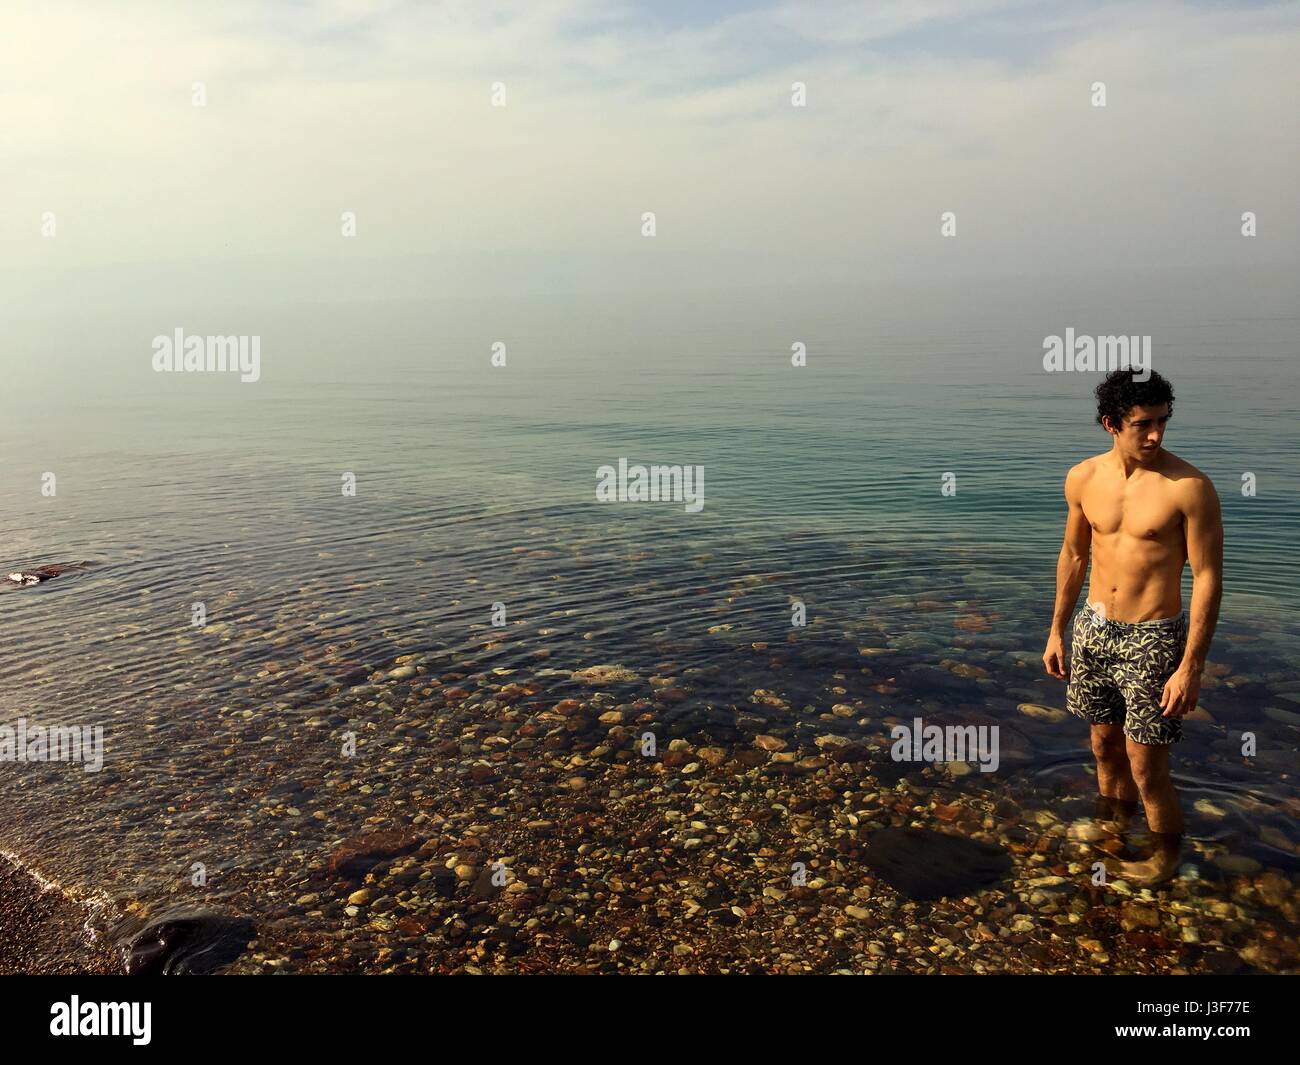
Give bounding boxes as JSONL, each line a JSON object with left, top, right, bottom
{"left": 1066, "top": 602, "right": 1189, "bottom": 745}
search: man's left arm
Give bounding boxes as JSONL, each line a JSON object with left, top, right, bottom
{"left": 1162, "top": 475, "right": 1224, "bottom": 718}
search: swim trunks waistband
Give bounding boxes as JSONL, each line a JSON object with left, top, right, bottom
{"left": 1082, "top": 601, "right": 1186, "bottom": 630}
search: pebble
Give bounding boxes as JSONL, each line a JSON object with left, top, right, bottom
{"left": 1016, "top": 703, "right": 1068, "bottom": 724}
{"left": 1214, "top": 854, "right": 1262, "bottom": 876}
{"left": 1120, "top": 904, "right": 1160, "bottom": 931}
{"left": 1258, "top": 826, "right": 1296, "bottom": 852}
{"left": 1263, "top": 706, "right": 1300, "bottom": 726}
{"left": 1255, "top": 872, "right": 1289, "bottom": 907}
{"left": 571, "top": 664, "right": 638, "bottom": 684}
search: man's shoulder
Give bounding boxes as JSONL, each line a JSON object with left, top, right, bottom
{"left": 1066, "top": 454, "right": 1106, "bottom": 482}
{"left": 1159, "top": 450, "right": 1213, "bottom": 484}
{"left": 1063, "top": 455, "right": 1103, "bottom": 503}
{"left": 1159, "top": 451, "right": 1219, "bottom": 503}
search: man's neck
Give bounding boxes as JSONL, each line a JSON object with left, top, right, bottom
{"left": 1108, "top": 444, "right": 1157, "bottom": 478}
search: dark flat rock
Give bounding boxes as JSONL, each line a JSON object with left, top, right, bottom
{"left": 6, "top": 562, "right": 93, "bottom": 586}
{"left": 863, "top": 827, "right": 1012, "bottom": 900}
{"left": 124, "top": 910, "right": 255, "bottom": 975}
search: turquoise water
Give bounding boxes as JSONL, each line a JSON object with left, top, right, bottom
{"left": 1, "top": 267, "right": 1297, "bottom": 969}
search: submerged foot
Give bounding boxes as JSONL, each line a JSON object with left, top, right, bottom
{"left": 1115, "top": 853, "right": 1179, "bottom": 887}
{"left": 1092, "top": 794, "right": 1139, "bottom": 836}
{"left": 1115, "top": 832, "right": 1182, "bottom": 887}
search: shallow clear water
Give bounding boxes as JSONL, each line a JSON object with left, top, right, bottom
{"left": 2, "top": 268, "right": 1298, "bottom": 971}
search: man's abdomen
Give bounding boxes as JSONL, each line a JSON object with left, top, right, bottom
{"left": 1088, "top": 535, "right": 1186, "bottom": 623}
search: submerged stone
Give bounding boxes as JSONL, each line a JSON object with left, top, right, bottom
{"left": 863, "top": 827, "right": 1012, "bottom": 900}
{"left": 1017, "top": 703, "right": 1068, "bottom": 724}
{"left": 571, "top": 664, "right": 639, "bottom": 684}
{"left": 327, "top": 829, "right": 425, "bottom": 880}
{"left": 124, "top": 910, "right": 256, "bottom": 975}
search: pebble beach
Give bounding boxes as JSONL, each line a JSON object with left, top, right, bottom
{"left": 3, "top": 538, "right": 1296, "bottom": 975}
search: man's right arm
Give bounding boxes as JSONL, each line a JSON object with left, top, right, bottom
{"left": 1044, "top": 465, "right": 1091, "bottom": 679}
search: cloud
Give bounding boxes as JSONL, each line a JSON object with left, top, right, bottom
{"left": 1, "top": 0, "right": 1296, "bottom": 300}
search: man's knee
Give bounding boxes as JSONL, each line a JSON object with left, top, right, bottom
{"left": 1090, "top": 727, "right": 1127, "bottom": 765}
{"left": 1128, "top": 747, "right": 1169, "bottom": 791}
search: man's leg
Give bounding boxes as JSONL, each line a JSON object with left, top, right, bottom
{"left": 1068, "top": 614, "right": 1137, "bottom": 830}
{"left": 1112, "top": 620, "right": 1188, "bottom": 885}
{"left": 1091, "top": 722, "right": 1138, "bottom": 806}
{"left": 1068, "top": 723, "right": 1139, "bottom": 843}
{"left": 1118, "top": 738, "right": 1182, "bottom": 884}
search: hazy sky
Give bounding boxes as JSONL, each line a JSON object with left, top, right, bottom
{"left": 3, "top": 0, "right": 1298, "bottom": 300}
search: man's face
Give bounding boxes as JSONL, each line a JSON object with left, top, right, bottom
{"left": 1107, "top": 402, "right": 1170, "bottom": 456}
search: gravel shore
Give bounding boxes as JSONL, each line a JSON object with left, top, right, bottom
{"left": 207, "top": 655, "right": 1299, "bottom": 975}
{"left": 0, "top": 854, "right": 122, "bottom": 974}
{"left": 5, "top": 623, "right": 1297, "bottom": 975}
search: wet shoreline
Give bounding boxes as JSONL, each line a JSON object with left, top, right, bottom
{"left": 0, "top": 854, "right": 122, "bottom": 974}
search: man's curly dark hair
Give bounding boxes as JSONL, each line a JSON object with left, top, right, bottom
{"left": 1095, "top": 369, "right": 1175, "bottom": 430}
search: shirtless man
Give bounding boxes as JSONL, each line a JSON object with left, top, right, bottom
{"left": 1042, "top": 369, "right": 1223, "bottom": 886}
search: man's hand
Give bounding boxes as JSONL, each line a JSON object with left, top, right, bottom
{"left": 1043, "top": 633, "right": 1068, "bottom": 680}
{"left": 1160, "top": 666, "right": 1201, "bottom": 718}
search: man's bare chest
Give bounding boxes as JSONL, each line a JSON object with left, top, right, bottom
{"left": 1082, "top": 480, "right": 1183, "bottom": 542}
